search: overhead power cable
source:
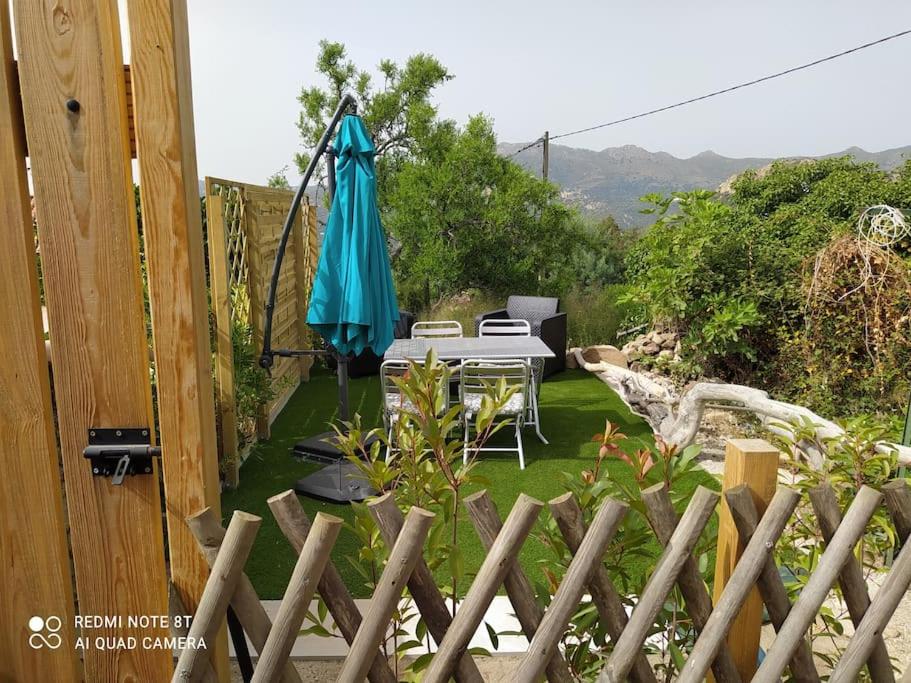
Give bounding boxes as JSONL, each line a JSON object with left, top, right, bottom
{"left": 505, "top": 27, "right": 911, "bottom": 156}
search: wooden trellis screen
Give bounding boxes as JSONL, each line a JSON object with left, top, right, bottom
{"left": 176, "top": 467, "right": 911, "bottom": 682}
{"left": 205, "top": 177, "right": 320, "bottom": 485}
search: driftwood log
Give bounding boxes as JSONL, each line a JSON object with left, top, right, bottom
{"left": 572, "top": 349, "right": 911, "bottom": 468}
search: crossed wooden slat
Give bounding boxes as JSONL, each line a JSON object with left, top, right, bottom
{"left": 173, "top": 478, "right": 911, "bottom": 683}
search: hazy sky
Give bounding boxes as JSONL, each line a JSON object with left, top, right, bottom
{"left": 122, "top": 1, "right": 911, "bottom": 185}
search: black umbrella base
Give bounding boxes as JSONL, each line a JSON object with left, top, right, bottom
{"left": 292, "top": 431, "right": 380, "bottom": 504}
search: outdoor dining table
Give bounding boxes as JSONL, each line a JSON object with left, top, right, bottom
{"left": 384, "top": 335, "right": 556, "bottom": 363}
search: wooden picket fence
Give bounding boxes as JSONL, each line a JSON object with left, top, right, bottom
{"left": 176, "top": 444, "right": 911, "bottom": 682}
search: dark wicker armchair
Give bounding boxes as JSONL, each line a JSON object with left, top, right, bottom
{"left": 475, "top": 295, "right": 566, "bottom": 377}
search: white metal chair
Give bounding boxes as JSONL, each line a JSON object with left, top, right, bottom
{"left": 460, "top": 359, "right": 529, "bottom": 469}
{"left": 478, "top": 318, "right": 547, "bottom": 444}
{"left": 411, "top": 320, "right": 463, "bottom": 338}
{"left": 380, "top": 359, "right": 448, "bottom": 462}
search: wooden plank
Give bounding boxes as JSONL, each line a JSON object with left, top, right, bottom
{"left": 711, "top": 438, "right": 779, "bottom": 680}
{"left": 206, "top": 194, "right": 240, "bottom": 488}
{"left": 677, "top": 486, "right": 800, "bottom": 683}
{"left": 752, "top": 486, "right": 883, "bottom": 683}
{"left": 13, "top": 61, "right": 136, "bottom": 156}
{"left": 244, "top": 196, "right": 271, "bottom": 439}
{"left": 13, "top": 0, "right": 172, "bottom": 680}
{"left": 601, "top": 486, "right": 719, "bottom": 683}
{"left": 127, "top": 6, "right": 228, "bottom": 679}
{"left": 0, "top": 3, "right": 79, "bottom": 679}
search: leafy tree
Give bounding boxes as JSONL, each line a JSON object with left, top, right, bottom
{"left": 625, "top": 157, "right": 911, "bottom": 408}
{"left": 384, "top": 115, "right": 583, "bottom": 309}
{"left": 266, "top": 166, "right": 291, "bottom": 189}
{"left": 295, "top": 40, "right": 452, "bottom": 199}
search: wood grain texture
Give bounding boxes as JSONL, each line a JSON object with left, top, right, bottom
{"left": 126, "top": 7, "right": 226, "bottom": 678}
{"left": 601, "top": 486, "right": 719, "bottom": 683}
{"left": 753, "top": 486, "right": 883, "bottom": 683}
{"left": 809, "top": 484, "right": 893, "bottom": 682}
{"left": 173, "top": 510, "right": 261, "bottom": 683}
{"left": 0, "top": 3, "right": 79, "bottom": 679}
{"left": 370, "top": 493, "right": 484, "bottom": 683}
{"left": 337, "top": 507, "right": 435, "bottom": 683}
{"left": 252, "top": 513, "right": 342, "bottom": 683}
{"left": 267, "top": 490, "right": 397, "bottom": 683}
{"left": 678, "top": 486, "right": 800, "bottom": 683}
{"left": 725, "top": 487, "right": 820, "bottom": 683}
{"left": 640, "top": 483, "right": 742, "bottom": 683}
{"left": 711, "top": 438, "right": 779, "bottom": 681}
{"left": 187, "top": 507, "right": 302, "bottom": 683}
{"left": 549, "top": 492, "right": 657, "bottom": 683}
{"left": 13, "top": 0, "right": 172, "bottom": 679}
{"left": 464, "top": 490, "right": 574, "bottom": 683}
{"left": 206, "top": 193, "right": 240, "bottom": 488}
{"left": 518, "top": 495, "right": 627, "bottom": 683}
{"left": 423, "top": 494, "right": 543, "bottom": 683}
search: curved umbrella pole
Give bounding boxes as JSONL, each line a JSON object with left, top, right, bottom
{"left": 259, "top": 93, "right": 358, "bottom": 370}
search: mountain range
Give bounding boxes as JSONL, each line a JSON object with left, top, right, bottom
{"left": 498, "top": 142, "right": 911, "bottom": 228}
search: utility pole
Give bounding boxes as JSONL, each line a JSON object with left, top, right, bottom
{"left": 542, "top": 130, "right": 550, "bottom": 181}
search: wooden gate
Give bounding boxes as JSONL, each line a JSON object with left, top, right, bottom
{"left": 205, "top": 177, "right": 320, "bottom": 486}
{"left": 0, "top": 1, "right": 224, "bottom": 680}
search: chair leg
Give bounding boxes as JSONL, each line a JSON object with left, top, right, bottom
{"left": 463, "top": 415, "right": 470, "bottom": 466}
{"left": 529, "top": 383, "right": 548, "bottom": 445}
{"left": 385, "top": 425, "right": 394, "bottom": 463}
{"left": 516, "top": 421, "right": 525, "bottom": 470}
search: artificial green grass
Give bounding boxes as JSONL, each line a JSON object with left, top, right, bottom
{"left": 221, "top": 368, "right": 719, "bottom": 598}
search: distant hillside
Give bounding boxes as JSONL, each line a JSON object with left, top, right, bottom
{"left": 498, "top": 142, "right": 911, "bottom": 227}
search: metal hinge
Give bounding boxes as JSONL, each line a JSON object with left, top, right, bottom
{"left": 83, "top": 428, "right": 161, "bottom": 485}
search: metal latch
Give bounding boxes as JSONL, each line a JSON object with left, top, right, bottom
{"left": 83, "top": 428, "right": 161, "bottom": 485}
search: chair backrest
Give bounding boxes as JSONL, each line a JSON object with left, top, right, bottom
{"left": 460, "top": 359, "right": 529, "bottom": 412}
{"left": 380, "top": 359, "right": 448, "bottom": 418}
{"left": 506, "top": 295, "right": 559, "bottom": 322}
{"left": 478, "top": 318, "right": 531, "bottom": 337}
{"left": 380, "top": 360, "right": 411, "bottom": 402}
{"left": 411, "top": 320, "right": 463, "bottom": 339}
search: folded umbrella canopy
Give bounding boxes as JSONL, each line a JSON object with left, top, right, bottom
{"left": 306, "top": 114, "right": 399, "bottom": 357}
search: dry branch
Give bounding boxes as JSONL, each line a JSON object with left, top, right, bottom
{"left": 573, "top": 349, "right": 911, "bottom": 467}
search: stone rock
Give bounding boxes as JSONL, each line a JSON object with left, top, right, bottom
{"left": 658, "top": 349, "right": 674, "bottom": 360}
{"left": 641, "top": 342, "right": 660, "bottom": 355}
{"left": 580, "top": 345, "right": 628, "bottom": 369}
{"left": 566, "top": 348, "right": 580, "bottom": 369}
{"left": 660, "top": 336, "right": 677, "bottom": 350}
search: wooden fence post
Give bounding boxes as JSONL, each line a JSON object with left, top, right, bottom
{"left": 173, "top": 511, "right": 262, "bottom": 683}
{"left": 126, "top": 2, "right": 228, "bottom": 679}
{"left": 0, "top": 5, "right": 79, "bottom": 679}
{"left": 711, "top": 438, "right": 780, "bottom": 680}
{"left": 207, "top": 193, "right": 241, "bottom": 488}
{"left": 292, "top": 201, "right": 312, "bottom": 380}
{"left": 13, "top": 0, "right": 172, "bottom": 679}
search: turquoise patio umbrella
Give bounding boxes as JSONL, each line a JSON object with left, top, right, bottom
{"left": 306, "top": 115, "right": 399, "bottom": 356}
